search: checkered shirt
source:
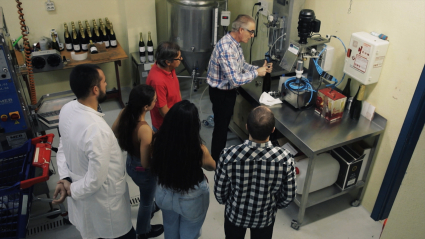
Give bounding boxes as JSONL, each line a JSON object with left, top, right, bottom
{"left": 207, "top": 33, "right": 259, "bottom": 90}
{"left": 214, "top": 140, "right": 296, "bottom": 228}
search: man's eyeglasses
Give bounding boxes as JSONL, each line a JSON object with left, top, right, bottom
{"left": 173, "top": 56, "right": 183, "bottom": 61}
{"left": 243, "top": 28, "right": 255, "bottom": 36}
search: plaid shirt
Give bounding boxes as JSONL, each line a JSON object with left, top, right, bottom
{"left": 207, "top": 33, "right": 259, "bottom": 90}
{"left": 214, "top": 140, "right": 296, "bottom": 228}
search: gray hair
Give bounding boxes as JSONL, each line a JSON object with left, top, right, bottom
{"left": 231, "top": 14, "right": 255, "bottom": 32}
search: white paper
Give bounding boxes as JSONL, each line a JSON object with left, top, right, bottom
{"left": 259, "top": 92, "right": 282, "bottom": 106}
{"left": 361, "top": 101, "right": 375, "bottom": 121}
{"left": 282, "top": 142, "right": 298, "bottom": 156}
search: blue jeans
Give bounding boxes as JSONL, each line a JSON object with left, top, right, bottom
{"left": 126, "top": 154, "right": 157, "bottom": 234}
{"left": 155, "top": 179, "right": 209, "bottom": 239}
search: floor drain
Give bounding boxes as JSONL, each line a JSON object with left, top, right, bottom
{"left": 26, "top": 217, "right": 63, "bottom": 237}
{"left": 130, "top": 195, "right": 140, "bottom": 206}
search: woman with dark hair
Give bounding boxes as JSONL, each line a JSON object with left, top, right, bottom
{"left": 146, "top": 41, "right": 182, "bottom": 132}
{"left": 112, "top": 84, "right": 164, "bottom": 239}
{"left": 151, "top": 100, "right": 216, "bottom": 239}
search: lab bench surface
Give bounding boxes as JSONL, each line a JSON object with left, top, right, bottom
{"left": 237, "top": 79, "right": 387, "bottom": 230}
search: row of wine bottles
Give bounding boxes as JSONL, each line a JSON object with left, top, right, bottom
{"left": 341, "top": 78, "right": 365, "bottom": 120}
{"left": 64, "top": 18, "right": 117, "bottom": 53}
{"left": 139, "top": 32, "right": 154, "bottom": 63}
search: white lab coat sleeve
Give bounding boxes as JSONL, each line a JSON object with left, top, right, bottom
{"left": 56, "top": 138, "right": 70, "bottom": 179}
{"left": 70, "top": 127, "right": 111, "bottom": 200}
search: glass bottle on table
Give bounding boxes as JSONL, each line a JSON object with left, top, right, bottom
{"left": 86, "top": 26, "right": 93, "bottom": 43}
{"left": 89, "top": 40, "right": 98, "bottom": 54}
{"left": 80, "top": 29, "right": 88, "bottom": 52}
{"left": 342, "top": 78, "right": 352, "bottom": 110}
{"left": 147, "top": 31, "right": 154, "bottom": 62}
{"left": 349, "top": 84, "right": 365, "bottom": 120}
{"left": 51, "top": 32, "right": 60, "bottom": 51}
{"left": 139, "top": 32, "right": 146, "bottom": 63}
{"left": 101, "top": 26, "right": 110, "bottom": 48}
{"left": 64, "top": 23, "right": 73, "bottom": 51}
{"left": 109, "top": 23, "right": 117, "bottom": 48}
{"left": 94, "top": 28, "right": 102, "bottom": 44}
{"left": 71, "top": 26, "right": 81, "bottom": 52}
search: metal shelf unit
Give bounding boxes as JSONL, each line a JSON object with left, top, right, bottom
{"left": 235, "top": 75, "right": 386, "bottom": 230}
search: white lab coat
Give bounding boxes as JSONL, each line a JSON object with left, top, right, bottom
{"left": 56, "top": 100, "right": 132, "bottom": 239}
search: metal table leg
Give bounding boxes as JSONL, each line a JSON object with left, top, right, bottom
{"left": 105, "top": 60, "right": 125, "bottom": 108}
{"left": 291, "top": 154, "right": 317, "bottom": 230}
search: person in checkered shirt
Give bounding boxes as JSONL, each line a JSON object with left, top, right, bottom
{"left": 207, "top": 14, "right": 272, "bottom": 163}
{"left": 214, "top": 106, "right": 296, "bottom": 239}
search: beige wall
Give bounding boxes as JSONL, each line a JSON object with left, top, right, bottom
{"left": 228, "top": 0, "right": 425, "bottom": 237}
{"left": 380, "top": 127, "right": 425, "bottom": 239}
{"left": 0, "top": 0, "right": 157, "bottom": 98}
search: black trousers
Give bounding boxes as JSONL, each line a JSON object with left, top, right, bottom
{"left": 224, "top": 216, "right": 275, "bottom": 239}
{"left": 209, "top": 86, "right": 237, "bottom": 162}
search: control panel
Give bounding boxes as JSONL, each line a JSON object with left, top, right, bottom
{"left": 0, "top": 46, "right": 27, "bottom": 134}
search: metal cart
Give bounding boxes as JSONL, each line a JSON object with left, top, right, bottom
{"left": 235, "top": 79, "right": 387, "bottom": 230}
{"left": 0, "top": 134, "right": 69, "bottom": 239}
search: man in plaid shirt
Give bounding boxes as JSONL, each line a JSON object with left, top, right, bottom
{"left": 214, "top": 106, "right": 296, "bottom": 239}
{"left": 207, "top": 14, "right": 272, "bottom": 162}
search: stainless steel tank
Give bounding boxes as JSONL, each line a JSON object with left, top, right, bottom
{"left": 168, "top": 0, "right": 226, "bottom": 77}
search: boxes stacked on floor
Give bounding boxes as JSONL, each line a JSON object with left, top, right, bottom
{"left": 331, "top": 145, "right": 365, "bottom": 190}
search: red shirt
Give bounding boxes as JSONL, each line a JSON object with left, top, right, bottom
{"left": 146, "top": 63, "right": 181, "bottom": 129}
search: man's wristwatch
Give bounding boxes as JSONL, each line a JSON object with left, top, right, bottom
{"left": 62, "top": 177, "right": 72, "bottom": 183}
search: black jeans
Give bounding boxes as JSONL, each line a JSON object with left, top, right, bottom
{"left": 98, "top": 227, "right": 136, "bottom": 239}
{"left": 209, "top": 86, "right": 237, "bottom": 162}
{"left": 224, "top": 216, "right": 274, "bottom": 239}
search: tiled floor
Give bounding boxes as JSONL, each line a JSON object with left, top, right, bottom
{"left": 25, "top": 79, "right": 383, "bottom": 239}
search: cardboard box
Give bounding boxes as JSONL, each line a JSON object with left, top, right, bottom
{"left": 351, "top": 141, "right": 371, "bottom": 181}
{"left": 331, "top": 146, "right": 365, "bottom": 190}
{"left": 315, "top": 88, "right": 347, "bottom": 122}
{"left": 88, "top": 43, "right": 110, "bottom": 61}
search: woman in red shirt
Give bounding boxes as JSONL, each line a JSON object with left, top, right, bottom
{"left": 146, "top": 41, "right": 182, "bottom": 131}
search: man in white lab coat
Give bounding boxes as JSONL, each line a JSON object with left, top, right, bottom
{"left": 53, "top": 64, "right": 135, "bottom": 239}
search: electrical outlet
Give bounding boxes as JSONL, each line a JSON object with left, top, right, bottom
{"left": 45, "top": 1, "right": 55, "bottom": 11}
{"left": 258, "top": 0, "right": 268, "bottom": 17}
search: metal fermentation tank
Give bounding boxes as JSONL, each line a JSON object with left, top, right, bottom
{"left": 167, "top": 0, "right": 226, "bottom": 90}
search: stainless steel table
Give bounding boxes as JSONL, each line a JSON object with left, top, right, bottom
{"left": 237, "top": 79, "right": 387, "bottom": 230}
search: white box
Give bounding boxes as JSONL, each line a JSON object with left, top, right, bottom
{"left": 320, "top": 45, "right": 334, "bottom": 72}
{"left": 343, "top": 32, "right": 389, "bottom": 85}
{"left": 221, "top": 11, "right": 231, "bottom": 26}
{"left": 295, "top": 153, "right": 340, "bottom": 194}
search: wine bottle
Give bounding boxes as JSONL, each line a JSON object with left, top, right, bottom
{"left": 64, "top": 23, "right": 73, "bottom": 51}
{"left": 342, "top": 78, "right": 351, "bottom": 97}
{"left": 51, "top": 32, "right": 60, "bottom": 51}
{"left": 86, "top": 25, "right": 93, "bottom": 43}
{"left": 105, "top": 18, "right": 111, "bottom": 35}
{"left": 139, "top": 32, "right": 146, "bottom": 63}
{"left": 109, "top": 23, "right": 117, "bottom": 48}
{"left": 80, "top": 30, "right": 88, "bottom": 51}
{"left": 78, "top": 21, "right": 83, "bottom": 31}
{"left": 101, "top": 27, "right": 110, "bottom": 48}
{"left": 92, "top": 19, "right": 97, "bottom": 38}
{"left": 89, "top": 40, "right": 98, "bottom": 54}
{"left": 147, "top": 31, "right": 154, "bottom": 62}
{"left": 349, "top": 85, "right": 365, "bottom": 120}
{"left": 342, "top": 78, "right": 352, "bottom": 110}
{"left": 94, "top": 28, "right": 102, "bottom": 44}
{"left": 72, "top": 26, "right": 81, "bottom": 52}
